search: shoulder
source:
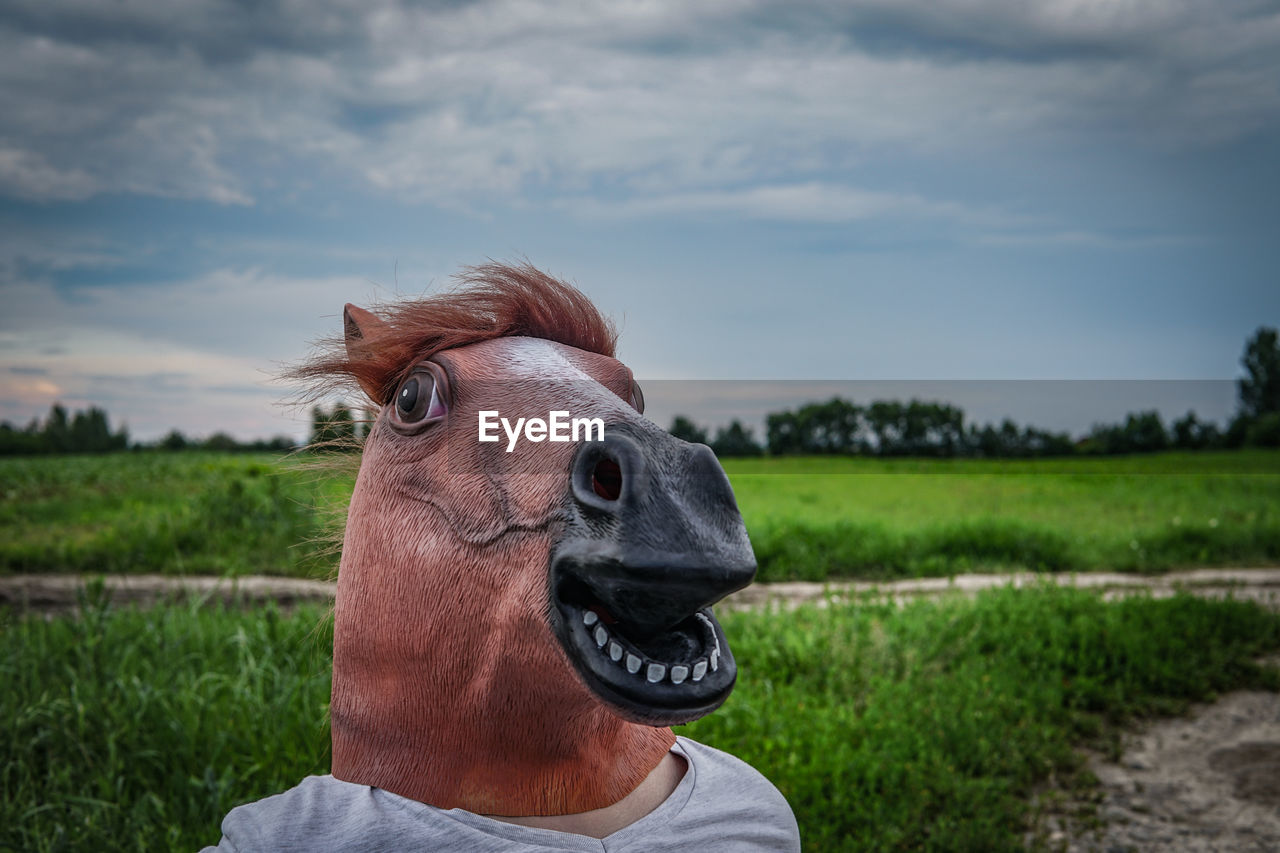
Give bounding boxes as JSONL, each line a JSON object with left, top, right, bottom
{"left": 668, "top": 737, "right": 801, "bottom": 851}
{"left": 202, "top": 776, "right": 365, "bottom": 851}
{"left": 674, "top": 736, "right": 789, "bottom": 804}
{"left": 205, "top": 775, "right": 451, "bottom": 852}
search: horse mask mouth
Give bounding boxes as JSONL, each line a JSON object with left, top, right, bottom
{"left": 548, "top": 423, "right": 756, "bottom": 726}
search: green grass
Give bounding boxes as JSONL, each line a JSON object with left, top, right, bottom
{"left": 2, "top": 450, "right": 1279, "bottom": 579}
{"left": 724, "top": 451, "right": 1280, "bottom": 579}
{"left": 3, "top": 586, "right": 1278, "bottom": 851}
{"left": 1, "top": 590, "right": 332, "bottom": 852}
{"left": 0, "top": 453, "right": 348, "bottom": 578}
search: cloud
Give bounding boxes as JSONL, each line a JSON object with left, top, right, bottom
{"left": 563, "top": 182, "right": 1022, "bottom": 226}
{"left": 975, "top": 230, "right": 1200, "bottom": 249}
{"left": 754, "top": 1, "right": 1278, "bottom": 64}
{"left": 0, "top": 0, "right": 1276, "bottom": 212}
{"left": 0, "top": 268, "right": 376, "bottom": 439}
{"left": 2, "top": 267, "right": 372, "bottom": 362}
{"left": 0, "top": 373, "right": 62, "bottom": 408}
{"left": 0, "top": 147, "right": 98, "bottom": 200}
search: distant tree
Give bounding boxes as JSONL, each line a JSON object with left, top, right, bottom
{"left": 204, "top": 432, "right": 240, "bottom": 452}
{"left": 1172, "top": 411, "right": 1201, "bottom": 450}
{"left": 968, "top": 423, "right": 1002, "bottom": 458}
{"left": 0, "top": 403, "right": 129, "bottom": 455}
{"left": 1083, "top": 410, "right": 1167, "bottom": 455}
{"left": 865, "top": 400, "right": 904, "bottom": 455}
{"left": 256, "top": 436, "right": 297, "bottom": 452}
{"left": 68, "top": 406, "right": 123, "bottom": 452}
{"left": 160, "top": 429, "right": 189, "bottom": 451}
{"left": 801, "top": 398, "right": 863, "bottom": 454}
{"left": 1239, "top": 327, "right": 1280, "bottom": 419}
{"left": 861, "top": 400, "right": 965, "bottom": 456}
{"left": 906, "top": 400, "right": 965, "bottom": 457}
{"left": 966, "top": 418, "right": 1071, "bottom": 458}
{"left": 1171, "top": 411, "right": 1221, "bottom": 450}
{"left": 311, "top": 406, "right": 327, "bottom": 445}
{"left": 0, "top": 421, "right": 44, "bottom": 454}
{"left": 44, "top": 404, "right": 71, "bottom": 452}
{"left": 998, "top": 419, "right": 1021, "bottom": 454}
{"left": 310, "top": 402, "right": 359, "bottom": 450}
{"left": 1246, "top": 412, "right": 1280, "bottom": 448}
{"left": 1123, "top": 410, "right": 1168, "bottom": 453}
{"left": 1022, "top": 426, "right": 1075, "bottom": 457}
{"left": 710, "top": 420, "right": 764, "bottom": 457}
{"left": 331, "top": 403, "right": 356, "bottom": 444}
{"left": 310, "top": 406, "right": 335, "bottom": 448}
{"left": 668, "top": 415, "right": 708, "bottom": 445}
{"left": 1223, "top": 412, "right": 1252, "bottom": 449}
{"left": 764, "top": 398, "right": 866, "bottom": 455}
{"left": 765, "top": 410, "right": 802, "bottom": 455}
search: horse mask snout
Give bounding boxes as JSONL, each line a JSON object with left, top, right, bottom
{"left": 551, "top": 422, "right": 757, "bottom": 726}
{"left": 565, "top": 426, "right": 755, "bottom": 635}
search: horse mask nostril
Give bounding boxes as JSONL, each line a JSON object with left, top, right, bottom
{"left": 572, "top": 432, "right": 644, "bottom": 511}
{"left": 592, "top": 458, "right": 622, "bottom": 501}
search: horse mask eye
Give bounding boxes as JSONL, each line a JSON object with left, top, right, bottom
{"left": 392, "top": 366, "right": 448, "bottom": 429}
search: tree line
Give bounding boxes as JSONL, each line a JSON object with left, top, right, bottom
{"left": 0, "top": 405, "right": 130, "bottom": 455}
{"left": 4, "top": 327, "right": 1278, "bottom": 457}
{"left": 307, "top": 403, "right": 368, "bottom": 450}
{"left": 0, "top": 404, "right": 294, "bottom": 455}
{"left": 0, "top": 401, "right": 368, "bottom": 455}
{"left": 671, "top": 326, "right": 1280, "bottom": 458}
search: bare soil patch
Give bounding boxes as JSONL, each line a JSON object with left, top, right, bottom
{"left": 1035, "top": 685, "right": 1280, "bottom": 853}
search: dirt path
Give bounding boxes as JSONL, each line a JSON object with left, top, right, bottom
{"left": 1037, "top": 686, "right": 1280, "bottom": 852}
{"left": 5, "top": 568, "right": 1280, "bottom": 851}
{"left": 6, "top": 567, "right": 1280, "bottom": 614}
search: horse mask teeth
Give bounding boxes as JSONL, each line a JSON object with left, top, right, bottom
{"left": 321, "top": 263, "right": 757, "bottom": 817}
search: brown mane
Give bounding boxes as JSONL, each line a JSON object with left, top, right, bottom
{"left": 290, "top": 262, "right": 618, "bottom": 405}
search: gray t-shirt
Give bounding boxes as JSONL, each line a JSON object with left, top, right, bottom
{"left": 201, "top": 737, "right": 800, "bottom": 851}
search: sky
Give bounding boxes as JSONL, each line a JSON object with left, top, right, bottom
{"left": 2, "top": 0, "right": 1279, "bottom": 443}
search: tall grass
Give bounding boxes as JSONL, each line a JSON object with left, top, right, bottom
{"left": 0, "top": 453, "right": 345, "bottom": 578}
{"left": 691, "top": 588, "right": 1280, "bottom": 850}
{"left": 3, "top": 450, "right": 1278, "bottom": 580}
{"left": 4, "top": 586, "right": 1277, "bottom": 851}
{"left": 1, "top": 585, "right": 332, "bottom": 852}
{"left": 726, "top": 451, "right": 1280, "bottom": 579}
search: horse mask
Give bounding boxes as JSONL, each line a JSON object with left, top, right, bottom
{"left": 313, "top": 264, "right": 756, "bottom": 816}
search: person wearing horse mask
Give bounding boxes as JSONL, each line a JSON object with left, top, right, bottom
{"left": 202, "top": 264, "right": 801, "bottom": 851}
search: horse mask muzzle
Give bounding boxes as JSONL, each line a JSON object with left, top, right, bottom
{"left": 549, "top": 421, "right": 756, "bottom": 726}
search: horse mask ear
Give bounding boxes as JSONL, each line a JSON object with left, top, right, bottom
{"left": 343, "top": 304, "right": 391, "bottom": 404}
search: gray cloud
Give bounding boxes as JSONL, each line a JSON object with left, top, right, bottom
{"left": 87, "top": 371, "right": 193, "bottom": 389}
{"left": 0, "top": 268, "right": 369, "bottom": 440}
{"left": 748, "top": 1, "right": 1280, "bottom": 64}
{"left": 559, "top": 182, "right": 1027, "bottom": 227}
{"left": 0, "top": 0, "right": 364, "bottom": 64}
{"left": 1, "top": 0, "right": 1277, "bottom": 215}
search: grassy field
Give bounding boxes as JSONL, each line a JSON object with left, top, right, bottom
{"left": 6, "top": 450, "right": 1279, "bottom": 849}
{"left": 731, "top": 451, "right": 1280, "bottom": 579}
{"left": 4, "top": 586, "right": 1278, "bottom": 851}
{"left": 0, "top": 453, "right": 345, "bottom": 578}
{"left": 2, "top": 449, "right": 1278, "bottom": 579}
